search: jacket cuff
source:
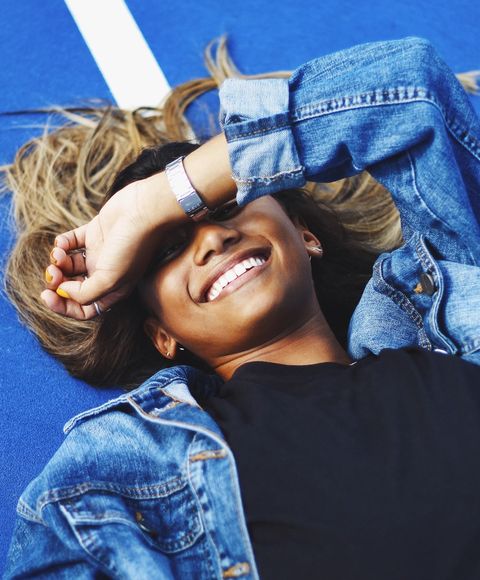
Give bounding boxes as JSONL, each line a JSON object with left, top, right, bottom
{"left": 219, "top": 78, "right": 306, "bottom": 205}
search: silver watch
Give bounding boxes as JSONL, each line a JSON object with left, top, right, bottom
{"left": 165, "top": 156, "right": 210, "bottom": 221}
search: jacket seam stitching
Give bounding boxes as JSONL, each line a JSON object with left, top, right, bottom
{"left": 65, "top": 373, "right": 191, "bottom": 432}
{"left": 293, "top": 90, "right": 480, "bottom": 162}
{"left": 16, "top": 499, "right": 46, "bottom": 525}
{"left": 34, "top": 476, "right": 186, "bottom": 514}
{"left": 414, "top": 236, "right": 455, "bottom": 352}
{"left": 232, "top": 167, "right": 304, "bottom": 184}
{"left": 187, "top": 435, "right": 222, "bottom": 577}
{"left": 226, "top": 89, "right": 480, "bottom": 165}
{"left": 59, "top": 504, "right": 118, "bottom": 576}
{"left": 372, "top": 258, "right": 432, "bottom": 350}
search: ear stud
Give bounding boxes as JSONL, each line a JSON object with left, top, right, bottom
{"left": 309, "top": 245, "right": 324, "bottom": 259}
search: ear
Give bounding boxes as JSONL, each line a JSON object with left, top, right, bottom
{"left": 291, "top": 215, "right": 324, "bottom": 259}
{"left": 144, "top": 317, "right": 179, "bottom": 360}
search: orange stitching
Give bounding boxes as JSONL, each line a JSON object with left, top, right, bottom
{"left": 223, "top": 562, "right": 251, "bottom": 578}
{"left": 189, "top": 449, "right": 227, "bottom": 462}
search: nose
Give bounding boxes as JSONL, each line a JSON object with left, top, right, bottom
{"left": 192, "top": 222, "right": 241, "bottom": 266}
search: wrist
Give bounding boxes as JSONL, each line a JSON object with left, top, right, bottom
{"left": 138, "top": 132, "right": 237, "bottom": 230}
{"left": 140, "top": 171, "right": 187, "bottom": 231}
{"left": 182, "top": 132, "right": 237, "bottom": 208}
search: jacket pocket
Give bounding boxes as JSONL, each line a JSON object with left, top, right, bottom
{"left": 58, "top": 477, "right": 204, "bottom": 567}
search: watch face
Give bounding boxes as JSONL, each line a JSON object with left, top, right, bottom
{"left": 191, "top": 206, "right": 211, "bottom": 221}
{"left": 182, "top": 192, "right": 205, "bottom": 214}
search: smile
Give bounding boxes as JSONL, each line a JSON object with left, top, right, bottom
{"left": 206, "top": 253, "right": 269, "bottom": 302}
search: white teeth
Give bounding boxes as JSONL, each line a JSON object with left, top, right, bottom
{"left": 234, "top": 263, "right": 247, "bottom": 276}
{"left": 218, "top": 275, "right": 229, "bottom": 288}
{"left": 225, "top": 270, "right": 237, "bottom": 283}
{"left": 208, "top": 289, "right": 220, "bottom": 301}
{"left": 206, "top": 254, "right": 268, "bottom": 302}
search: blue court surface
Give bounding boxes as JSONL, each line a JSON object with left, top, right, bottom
{"left": 0, "top": 0, "right": 479, "bottom": 570}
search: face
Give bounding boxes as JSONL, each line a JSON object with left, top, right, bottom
{"left": 141, "top": 196, "right": 321, "bottom": 368}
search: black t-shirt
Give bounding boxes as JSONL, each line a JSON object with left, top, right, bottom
{"left": 200, "top": 349, "right": 480, "bottom": 580}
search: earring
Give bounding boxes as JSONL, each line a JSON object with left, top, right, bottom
{"left": 165, "top": 351, "right": 171, "bottom": 359}
{"left": 311, "top": 245, "right": 324, "bottom": 258}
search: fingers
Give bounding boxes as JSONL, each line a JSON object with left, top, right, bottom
{"left": 43, "top": 268, "right": 110, "bottom": 321}
{"left": 56, "top": 271, "right": 118, "bottom": 305}
{"left": 41, "top": 288, "right": 99, "bottom": 320}
{"left": 44, "top": 264, "right": 63, "bottom": 289}
{"left": 49, "top": 247, "right": 87, "bottom": 277}
{"left": 53, "top": 274, "right": 129, "bottom": 320}
{"left": 54, "top": 224, "right": 88, "bottom": 252}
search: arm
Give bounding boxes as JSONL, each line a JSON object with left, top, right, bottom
{"left": 218, "top": 37, "right": 480, "bottom": 263}
{"left": 47, "top": 37, "right": 480, "bottom": 317}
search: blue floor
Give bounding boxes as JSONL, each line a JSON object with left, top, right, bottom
{"left": 1, "top": 0, "right": 479, "bottom": 571}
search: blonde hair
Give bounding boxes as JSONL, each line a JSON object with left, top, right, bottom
{"left": 1, "top": 37, "right": 477, "bottom": 389}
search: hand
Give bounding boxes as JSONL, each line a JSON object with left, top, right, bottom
{"left": 41, "top": 133, "right": 236, "bottom": 320}
{"left": 42, "top": 172, "right": 186, "bottom": 319}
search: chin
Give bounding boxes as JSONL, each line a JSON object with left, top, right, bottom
{"left": 223, "top": 291, "right": 301, "bottom": 345}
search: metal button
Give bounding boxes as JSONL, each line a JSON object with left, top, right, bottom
{"left": 419, "top": 272, "right": 436, "bottom": 296}
{"left": 135, "top": 511, "right": 158, "bottom": 538}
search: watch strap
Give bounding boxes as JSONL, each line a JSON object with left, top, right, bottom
{"left": 165, "top": 156, "right": 210, "bottom": 222}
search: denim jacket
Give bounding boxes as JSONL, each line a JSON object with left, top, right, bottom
{"left": 5, "top": 37, "right": 480, "bottom": 579}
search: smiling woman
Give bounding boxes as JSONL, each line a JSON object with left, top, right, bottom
{"left": 4, "top": 37, "right": 480, "bottom": 579}
{"left": 101, "top": 140, "right": 377, "bottom": 381}
{"left": 2, "top": 39, "right": 395, "bottom": 388}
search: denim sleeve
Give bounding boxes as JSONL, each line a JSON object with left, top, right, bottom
{"left": 219, "top": 37, "right": 480, "bottom": 265}
{"left": 4, "top": 516, "right": 96, "bottom": 579}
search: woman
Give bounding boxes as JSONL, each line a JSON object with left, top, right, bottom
{"left": 5, "top": 37, "right": 480, "bottom": 578}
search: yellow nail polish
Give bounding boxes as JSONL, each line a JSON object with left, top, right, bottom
{"left": 50, "top": 249, "right": 57, "bottom": 265}
{"left": 56, "top": 288, "right": 70, "bottom": 299}
{"left": 45, "top": 269, "right": 53, "bottom": 283}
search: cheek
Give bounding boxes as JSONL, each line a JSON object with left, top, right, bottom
{"left": 261, "top": 218, "right": 309, "bottom": 273}
{"left": 149, "top": 267, "right": 232, "bottom": 351}
{"left": 151, "top": 270, "right": 194, "bottom": 330}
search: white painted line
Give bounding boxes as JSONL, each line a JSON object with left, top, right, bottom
{"left": 65, "top": 0, "right": 171, "bottom": 110}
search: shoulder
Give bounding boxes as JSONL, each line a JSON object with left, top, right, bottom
{"left": 17, "top": 365, "right": 222, "bottom": 524}
{"left": 64, "top": 364, "right": 216, "bottom": 433}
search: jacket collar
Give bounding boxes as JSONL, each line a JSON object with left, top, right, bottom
{"left": 64, "top": 365, "right": 222, "bottom": 434}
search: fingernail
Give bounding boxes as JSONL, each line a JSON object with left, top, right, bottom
{"left": 45, "top": 269, "right": 53, "bottom": 283}
{"left": 56, "top": 288, "right": 70, "bottom": 299}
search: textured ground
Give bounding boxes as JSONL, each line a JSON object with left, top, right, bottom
{"left": 1, "top": 0, "right": 479, "bottom": 570}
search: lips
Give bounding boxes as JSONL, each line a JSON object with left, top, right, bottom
{"left": 198, "top": 247, "right": 271, "bottom": 303}
{"left": 207, "top": 255, "right": 267, "bottom": 301}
